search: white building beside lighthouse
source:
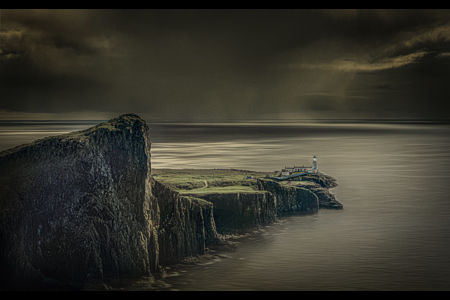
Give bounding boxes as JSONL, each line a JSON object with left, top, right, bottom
{"left": 280, "top": 156, "right": 318, "bottom": 176}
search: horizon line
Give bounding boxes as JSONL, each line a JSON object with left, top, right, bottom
{"left": 0, "top": 118, "right": 450, "bottom": 124}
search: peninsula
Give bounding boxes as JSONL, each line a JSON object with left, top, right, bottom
{"left": 0, "top": 113, "right": 342, "bottom": 290}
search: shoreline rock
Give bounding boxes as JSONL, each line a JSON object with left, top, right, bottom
{"left": 0, "top": 113, "right": 342, "bottom": 290}
{"left": 0, "top": 114, "right": 157, "bottom": 289}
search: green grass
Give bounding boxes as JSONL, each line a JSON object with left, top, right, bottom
{"left": 152, "top": 168, "right": 324, "bottom": 196}
{"left": 180, "top": 185, "right": 266, "bottom": 195}
{"left": 152, "top": 168, "right": 274, "bottom": 194}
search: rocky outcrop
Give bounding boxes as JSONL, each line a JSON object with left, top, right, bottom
{"left": 180, "top": 174, "right": 341, "bottom": 234}
{"left": 0, "top": 114, "right": 158, "bottom": 289}
{"left": 183, "top": 175, "right": 340, "bottom": 234}
{"left": 290, "top": 174, "right": 343, "bottom": 209}
{"left": 0, "top": 114, "right": 218, "bottom": 290}
{"left": 256, "top": 180, "right": 320, "bottom": 216}
{"left": 185, "top": 192, "right": 277, "bottom": 234}
{"left": 150, "top": 178, "right": 218, "bottom": 265}
{"left": 300, "top": 173, "right": 338, "bottom": 189}
{"left": 0, "top": 113, "right": 342, "bottom": 290}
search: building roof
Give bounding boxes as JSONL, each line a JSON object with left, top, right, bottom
{"left": 283, "top": 166, "right": 312, "bottom": 170}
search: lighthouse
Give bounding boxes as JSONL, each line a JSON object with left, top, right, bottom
{"left": 312, "top": 155, "right": 318, "bottom": 173}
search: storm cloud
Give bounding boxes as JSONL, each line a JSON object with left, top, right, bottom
{"left": 1, "top": 9, "right": 450, "bottom": 120}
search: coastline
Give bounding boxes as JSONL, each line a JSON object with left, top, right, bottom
{"left": 0, "top": 114, "right": 342, "bottom": 290}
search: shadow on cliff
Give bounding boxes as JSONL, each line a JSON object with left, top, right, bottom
{"left": 0, "top": 113, "right": 341, "bottom": 290}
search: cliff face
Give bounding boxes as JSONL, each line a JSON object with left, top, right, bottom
{"left": 0, "top": 114, "right": 216, "bottom": 289}
{"left": 185, "top": 192, "right": 277, "bottom": 234}
{"left": 289, "top": 174, "right": 343, "bottom": 209}
{"left": 150, "top": 178, "right": 218, "bottom": 265}
{"left": 0, "top": 113, "right": 341, "bottom": 289}
{"left": 256, "top": 180, "right": 320, "bottom": 216}
{"left": 0, "top": 114, "right": 158, "bottom": 288}
{"left": 182, "top": 176, "right": 340, "bottom": 235}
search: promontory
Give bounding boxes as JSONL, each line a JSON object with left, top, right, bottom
{"left": 0, "top": 113, "right": 342, "bottom": 290}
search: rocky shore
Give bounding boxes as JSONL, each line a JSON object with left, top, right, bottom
{"left": 0, "top": 113, "right": 342, "bottom": 290}
{"left": 157, "top": 168, "right": 342, "bottom": 234}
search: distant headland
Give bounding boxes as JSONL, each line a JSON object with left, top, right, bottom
{"left": 0, "top": 113, "right": 342, "bottom": 290}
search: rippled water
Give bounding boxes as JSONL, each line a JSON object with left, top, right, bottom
{"left": 2, "top": 120, "right": 450, "bottom": 290}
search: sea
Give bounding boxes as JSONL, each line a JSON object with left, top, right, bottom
{"left": 1, "top": 119, "right": 450, "bottom": 291}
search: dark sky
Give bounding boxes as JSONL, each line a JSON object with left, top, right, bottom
{"left": 1, "top": 9, "right": 450, "bottom": 121}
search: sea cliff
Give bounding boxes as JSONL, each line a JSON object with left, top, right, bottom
{"left": 0, "top": 114, "right": 341, "bottom": 290}
{"left": 154, "top": 169, "right": 342, "bottom": 234}
{"left": 0, "top": 114, "right": 159, "bottom": 289}
{"left": 150, "top": 178, "right": 218, "bottom": 266}
{"left": 185, "top": 191, "right": 277, "bottom": 234}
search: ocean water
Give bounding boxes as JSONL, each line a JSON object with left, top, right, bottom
{"left": 1, "top": 120, "right": 450, "bottom": 290}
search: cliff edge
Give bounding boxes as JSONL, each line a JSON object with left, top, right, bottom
{"left": 0, "top": 114, "right": 159, "bottom": 289}
{"left": 0, "top": 114, "right": 220, "bottom": 290}
{"left": 154, "top": 169, "right": 343, "bottom": 234}
{"left": 0, "top": 114, "right": 341, "bottom": 290}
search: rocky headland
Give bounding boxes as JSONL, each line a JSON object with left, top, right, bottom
{"left": 154, "top": 168, "right": 342, "bottom": 234}
{"left": 0, "top": 113, "right": 342, "bottom": 290}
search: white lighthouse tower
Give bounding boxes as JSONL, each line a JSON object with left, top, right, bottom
{"left": 312, "top": 155, "right": 318, "bottom": 173}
